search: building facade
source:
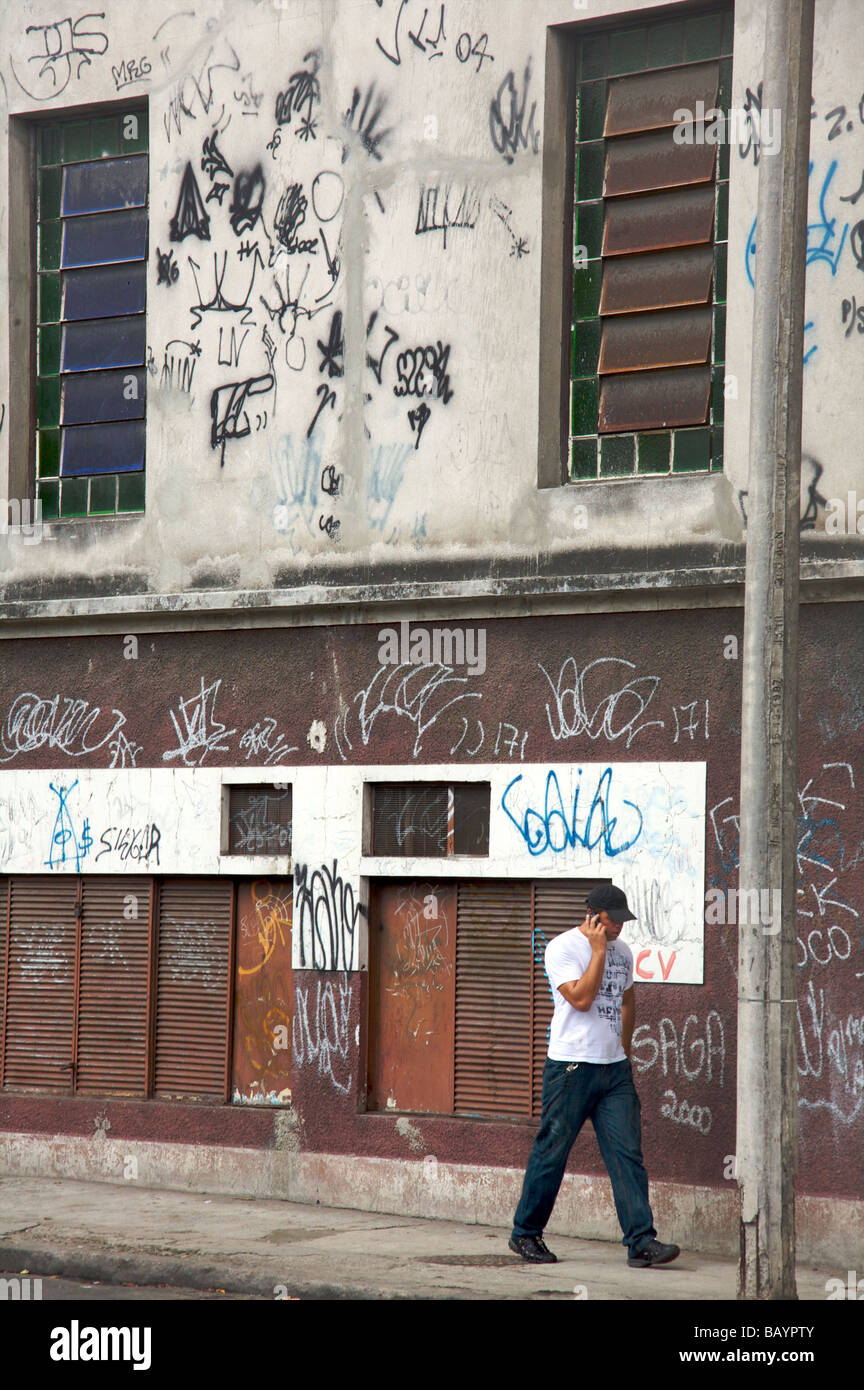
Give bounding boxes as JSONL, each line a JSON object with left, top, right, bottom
{"left": 0, "top": 0, "right": 862, "bottom": 1264}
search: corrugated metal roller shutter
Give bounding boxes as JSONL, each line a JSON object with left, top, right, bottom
{"left": 454, "top": 881, "right": 532, "bottom": 1118}
{"left": 77, "top": 877, "right": 152, "bottom": 1096}
{"left": 531, "top": 880, "right": 604, "bottom": 1118}
{"left": 154, "top": 879, "right": 234, "bottom": 1101}
{"left": 4, "top": 877, "right": 78, "bottom": 1092}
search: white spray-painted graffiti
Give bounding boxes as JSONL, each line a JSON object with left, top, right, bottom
{"left": 292, "top": 971, "right": 353, "bottom": 1094}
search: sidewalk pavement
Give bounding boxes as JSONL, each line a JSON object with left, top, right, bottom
{"left": 0, "top": 1175, "right": 838, "bottom": 1301}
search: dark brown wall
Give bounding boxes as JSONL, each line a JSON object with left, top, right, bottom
{"left": 0, "top": 605, "right": 861, "bottom": 1201}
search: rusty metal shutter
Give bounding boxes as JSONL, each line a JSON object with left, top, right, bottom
{"left": 154, "top": 879, "right": 234, "bottom": 1101}
{"left": 530, "top": 881, "right": 606, "bottom": 1118}
{"left": 598, "top": 61, "right": 719, "bottom": 435}
{"left": 77, "top": 877, "right": 152, "bottom": 1097}
{"left": 367, "top": 879, "right": 457, "bottom": 1114}
{"left": 454, "top": 881, "right": 533, "bottom": 1118}
{"left": 3, "top": 877, "right": 78, "bottom": 1092}
{"left": 232, "top": 878, "right": 294, "bottom": 1105}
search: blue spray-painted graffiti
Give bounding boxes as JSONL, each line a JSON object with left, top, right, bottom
{"left": 501, "top": 767, "right": 644, "bottom": 858}
{"left": 745, "top": 161, "right": 852, "bottom": 364}
{"left": 45, "top": 779, "right": 92, "bottom": 871}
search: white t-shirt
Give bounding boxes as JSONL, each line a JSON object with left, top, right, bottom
{"left": 544, "top": 926, "right": 634, "bottom": 1063}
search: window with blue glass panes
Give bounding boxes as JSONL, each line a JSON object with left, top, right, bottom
{"left": 36, "top": 110, "right": 148, "bottom": 518}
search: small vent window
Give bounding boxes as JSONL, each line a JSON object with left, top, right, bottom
{"left": 371, "top": 783, "right": 490, "bottom": 857}
{"left": 226, "top": 786, "right": 292, "bottom": 855}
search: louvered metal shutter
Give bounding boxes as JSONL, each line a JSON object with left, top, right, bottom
{"left": 531, "top": 880, "right": 604, "bottom": 1117}
{"left": 77, "top": 877, "right": 152, "bottom": 1096}
{"left": 598, "top": 61, "right": 720, "bottom": 432}
{"left": 154, "top": 879, "right": 234, "bottom": 1101}
{"left": 3, "top": 877, "right": 78, "bottom": 1092}
{"left": 454, "top": 881, "right": 533, "bottom": 1118}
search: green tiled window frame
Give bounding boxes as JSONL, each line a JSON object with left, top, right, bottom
{"left": 35, "top": 108, "right": 148, "bottom": 518}
{"left": 570, "top": 9, "right": 732, "bottom": 484}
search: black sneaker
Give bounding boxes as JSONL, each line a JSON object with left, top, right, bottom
{"left": 509, "top": 1234, "right": 558, "bottom": 1264}
{"left": 627, "top": 1238, "right": 680, "bottom": 1268}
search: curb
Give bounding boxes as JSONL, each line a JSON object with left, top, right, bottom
{"left": 0, "top": 1241, "right": 478, "bottom": 1301}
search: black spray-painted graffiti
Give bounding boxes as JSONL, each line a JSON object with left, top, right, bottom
{"left": 295, "top": 861, "right": 366, "bottom": 970}
{"left": 160, "top": 339, "right": 200, "bottom": 393}
{"left": 12, "top": 12, "right": 109, "bottom": 101}
{"left": 489, "top": 195, "right": 529, "bottom": 259}
{"left": 210, "top": 374, "right": 275, "bottom": 465}
{"left": 201, "top": 129, "right": 233, "bottom": 181}
{"left": 274, "top": 50, "right": 321, "bottom": 143}
{"left": 111, "top": 55, "right": 150, "bottom": 91}
{"left": 842, "top": 296, "right": 864, "bottom": 336}
{"left": 189, "top": 250, "right": 261, "bottom": 329}
{"left": 229, "top": 165, "right": 266, "bottom": 236}
{"left": 169, "top": 164, "right": 211, "bottom": 242}
{"left": 374, "top": 1, "right": 494, "bottom": 72}
{"left": 739, "top": 83, "right": 763, "bottom": 166}
{"left": 343, "top": 83, "right": 392, "bottom": 163}
{"left": 489, "top": 63, "right": 540, "bottom": 163}
{"left": 415, "top": 183, "right": 481, "bottom": 249}
{"left": 317, "top": 311, "right": 345, "bottom": 379}
{"left": 394, "top": 343, "right": 453, "bottom": 402}
{"left": 273, "top": 183, "right": 318, "bottom": 254}
{"left": 737, "top": 455, "right": 827, "bottom": 531}
{"left": 162, "top": 34, "right": 240, "bottom": 141}
{"left": 155, "top": 247, "right": 179, "bottom": 285}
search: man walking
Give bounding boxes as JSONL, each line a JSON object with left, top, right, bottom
{"left": 509, "top": 884, "right": 680, "bottom": 1268}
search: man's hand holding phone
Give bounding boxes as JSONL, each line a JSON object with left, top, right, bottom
{"left": 583, "top": 911, "right": 608, "bottom": 954}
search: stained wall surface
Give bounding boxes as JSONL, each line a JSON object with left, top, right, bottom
{"left": 0, "top": 610, "right": 861, "bottom": 1203}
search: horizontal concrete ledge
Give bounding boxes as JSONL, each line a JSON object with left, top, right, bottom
{"left": 3, "top": 564, "right": 864, "bottom": 637}
{"left": 0, "top": 1131, "right": 859, "bottom": 1267}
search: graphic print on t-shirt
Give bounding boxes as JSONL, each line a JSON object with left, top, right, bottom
{"left": 594, "top": 948, "right": 631, "bottom": 1041}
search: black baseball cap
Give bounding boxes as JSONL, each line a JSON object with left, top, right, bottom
{"left": 586, "top": 885, "right": 636, "bottom": 923}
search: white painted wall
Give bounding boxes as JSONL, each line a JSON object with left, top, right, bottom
{"left": 0, "top": 0, "right": 861, "bottom": 595}
{"left": 0, "top": 758, "right": 706, "bottom": 979}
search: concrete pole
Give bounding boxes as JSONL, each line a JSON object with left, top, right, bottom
{"left": 736, "top": 0, "right": 815, "bottom": 1300}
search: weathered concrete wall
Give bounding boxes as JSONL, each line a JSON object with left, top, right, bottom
{"left": 0, "top": 607, "right": 862, "bottom": 1207}
{"left": 1, "top": 0, "right": 863, "bottom": 605}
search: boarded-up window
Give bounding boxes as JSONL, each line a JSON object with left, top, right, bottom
{"left": 570, "top": 6, "right": 732, "bottom": 481}
{"left": 368, "top": 877, "right": 607, "bottom": 1119}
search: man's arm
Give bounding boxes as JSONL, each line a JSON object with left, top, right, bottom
{"left": 556, "top": 915, "right": 608, "bottom": 1012}
{"left": 621, "top": 984, "right": 635, "bottom": 1056}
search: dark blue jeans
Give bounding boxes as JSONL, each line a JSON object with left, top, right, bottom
{"left": 512, "top": 1056, "right": 657, "bottom": 1256}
